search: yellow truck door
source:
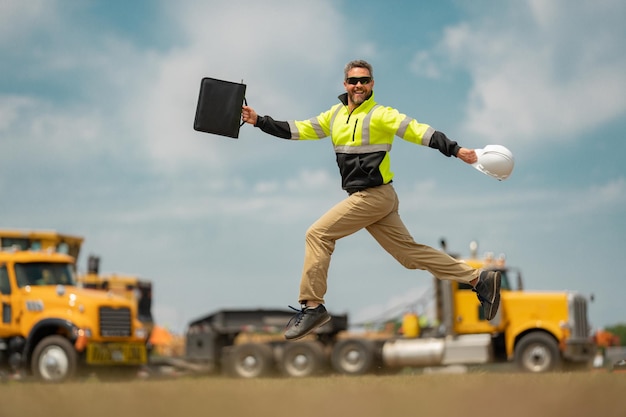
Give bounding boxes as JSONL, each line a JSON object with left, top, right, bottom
{"left": 0, "top": 264, "right": 20, "bottom": 338}
{"left": 452, "top": 282, "right": 500, "bottom": 334}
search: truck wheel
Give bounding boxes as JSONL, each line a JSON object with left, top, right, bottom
{"left": 31, "top": 335, "right": 78, "bottom": 382}
{"left": 514, "top": 332, "right": 561, "bottom": 373}
{"left": 279, "top": 341, "right": 326, "bottom": 377}
{"left": 331, "top": 339, "right": 377, "bottom": 375}
{"left": 224, "top": 343, "right": 274, "bottom": 378}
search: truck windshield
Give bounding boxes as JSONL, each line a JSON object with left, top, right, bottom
{"left": 499, "top": 270, "right": 512, "bottom": 291}
{"left": 14, "top": 262, "right": 76, "bottom": 287}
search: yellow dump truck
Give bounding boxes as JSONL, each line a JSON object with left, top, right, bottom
{"left": 0, "top": 229, "right": 154, "bottom": 334}
{"left": 0, "top": 247, "right": 147, "bottom": 382}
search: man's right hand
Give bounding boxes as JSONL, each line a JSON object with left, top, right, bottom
{"left": 241, "top": 105, "right": 258, "bottom": 126}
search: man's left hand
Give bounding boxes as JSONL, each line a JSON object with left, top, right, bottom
{"left": 457, "top": 148, "right": 477, "bottom": 164}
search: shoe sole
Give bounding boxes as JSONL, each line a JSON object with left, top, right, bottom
{"left": 285, "top": 315, "right": 331, "bottom": 341}
{"left": 485, "top": 271, "right": 502, "bottom": 320}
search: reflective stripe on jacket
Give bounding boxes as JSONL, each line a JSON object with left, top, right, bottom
{"left": 286, "top": 92, "right": 435, "bottom": 193}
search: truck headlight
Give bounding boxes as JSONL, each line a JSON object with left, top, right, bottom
{"left": 135, "top": 327, "right": 147, "bottom": 339}
{"left": 73, "top": 327, "right": 92, "bottom": 339}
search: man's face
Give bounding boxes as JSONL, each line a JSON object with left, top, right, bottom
{"left": 344, "top": 67, "right": 374, "bottom": 108}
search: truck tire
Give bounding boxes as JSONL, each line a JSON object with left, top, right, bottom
{"left": 31, "top": 335, "right": 78, "bottom": 382}
{"left": 331, "top": 339, "right": 377, "bottom": 375}
{"left": 514, "top": 332, "right": 561, "bottom": 373}
{"left": 224, "top": 343, "right": 274, "bottom": 378}
{"left": 279, "top": 341, "right": 327, "bottom": 378}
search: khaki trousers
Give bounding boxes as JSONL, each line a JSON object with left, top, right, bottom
{"left": 299, "top": 183, "right": 478, "bottom": 304}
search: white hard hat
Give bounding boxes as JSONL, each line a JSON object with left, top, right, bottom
{"left": 472, "top": 145, "right": 514, "bottom": 181}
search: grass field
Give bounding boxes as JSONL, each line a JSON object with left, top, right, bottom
{"left": 2, "top": 372, "right": 625, "bottom": 417}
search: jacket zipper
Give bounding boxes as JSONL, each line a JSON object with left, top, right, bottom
{"left": 345, "top": 107, "right": 358, "bottom": 141}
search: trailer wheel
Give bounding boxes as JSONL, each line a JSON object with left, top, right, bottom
{"left": 514, "top": 332, "right": 561, "bottom": 373}
{"left": 279, "top": 341, "right": 326, "bottom": 378}
{"left": 31, "top": 335, "right": 78, "bottom": 382}
{"left": 224, "top": 343, "right": 274, "bottom": 378}
{"left": 331, "top": 339, "right": 377, "bottom": 375}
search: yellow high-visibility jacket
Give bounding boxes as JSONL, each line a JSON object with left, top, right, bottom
{"left": 255, "top": 92, "right": 460, "bottom": 193}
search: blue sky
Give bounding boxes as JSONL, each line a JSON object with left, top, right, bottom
{"left": 1, "top": 0, "right": 625, "bottom": 333}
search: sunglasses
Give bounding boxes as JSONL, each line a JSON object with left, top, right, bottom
{"left": 346, "top": 76, "right": 372, "bottom": 85}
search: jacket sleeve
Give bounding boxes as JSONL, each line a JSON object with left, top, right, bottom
{"left": 254, "top": 115, "right": 291, "bottom": 139}
{"left": 428, "top": 130, "right": 461, "bottom": 157}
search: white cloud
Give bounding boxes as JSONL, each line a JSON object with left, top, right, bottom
{"left": 128, "top": 0, "right": 349, "bottom": 173}
{"left": 409, "top": 51, "right": 441, "bottom": 79}
{"left": 501, "top": 176, "right": 626, "bottom": 220}
{"left": 1, "top": 0, "right": 353, "bottom": 177}
{"left": 0, "top": 96, "right": 33, "bottom": 131}
{"left": 0, "top": 95, "right": 105, "bottom": 165}
{"left": 573, "top": 176, "right": 626, "bottom": 214}
{"left": 0, "top": 0, "right": 58, "bottom": 45}
{"left": 412, "top": 1, "right": 626, "bottom": 148}
{"left": 285, "top": 169, "right": 336, "bottom": 192}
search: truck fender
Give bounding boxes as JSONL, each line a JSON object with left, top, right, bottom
{"left": 22, "top": 318, "right": 80, "bottom": 365}
{"left": 506, "top": 321, "right": 562, "bottom": 359}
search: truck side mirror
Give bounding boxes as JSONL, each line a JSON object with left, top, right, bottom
{"left": 516, "top": 272, "right": 523, "bottom": 291}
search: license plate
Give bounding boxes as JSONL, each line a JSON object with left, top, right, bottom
{"left": 86, "top": 343, "right": 147, "bottom": 365}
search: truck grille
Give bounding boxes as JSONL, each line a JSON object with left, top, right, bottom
{"left": 569, "top": 294, "right": 590, "bottom": 339}
{"left": 99, "top": 307, "right": 132, "bottom": 337}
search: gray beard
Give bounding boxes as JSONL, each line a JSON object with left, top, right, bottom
{"left": 349, "top": 91, "right": 371, "bottom": 107}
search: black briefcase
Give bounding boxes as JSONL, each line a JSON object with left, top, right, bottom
{"left": 193, "top": 77, "right": 247, "bottom": 138}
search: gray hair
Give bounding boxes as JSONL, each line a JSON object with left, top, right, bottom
{"left": 344, "top": 60, "right": 374, "bottom": 80}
